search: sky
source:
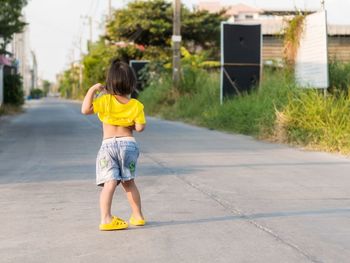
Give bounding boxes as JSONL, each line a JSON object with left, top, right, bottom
{"left": 25, "top": 0, "right": 350, "bottom": 82}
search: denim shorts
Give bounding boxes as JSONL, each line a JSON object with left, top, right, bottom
{"left": 96, "top": 137, "right": 140, "bottom": 187}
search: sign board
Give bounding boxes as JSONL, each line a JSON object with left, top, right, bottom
{"left": 295, "top": 11, "right": 329, "bottom": 89}
{"left": 220, "top": 22, "right": 262, "bottom": 103}
{"left": 129, "top": 60, "right": 149, "bottom": 98}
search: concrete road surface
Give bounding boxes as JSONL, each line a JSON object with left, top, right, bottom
{"left": 0, "top": 98, "right": 349, "bottom": 263}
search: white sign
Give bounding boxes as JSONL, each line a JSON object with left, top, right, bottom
{"left": 172, "top": 35, "right": 182, "bottom": 42}
{"left": 295, "top": 11, "right": 329, "bottom": 89}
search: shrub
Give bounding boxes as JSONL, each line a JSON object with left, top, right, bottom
{"left": 328, "top": 60, "right": 350, "bottom": 95}
{"left": 140, "top": 59, "right": 350, "bottom": 154}
{"left": 279, "top": 90, "right": 350, "bottom": 153}
{"left": 30, "top": 88, "right": 44, "bottom": 99}
{"left": 3, "top": 73, "right": 24, "bottom": 106}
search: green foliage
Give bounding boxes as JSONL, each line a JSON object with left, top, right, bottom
{"left": 280, "top": 90, "right": 350, "bottom": 153}
{"left": 283, "top": 14, "right": 305, "bottom": 68}
{"left": 42, "top": 80, "right": 51, "bottom": 95}
{"left": 201, "top": 69, "right": 297, "bottom": 136}
{"left": 82, "top": 40, "right": 145, "bottom": 95}
{"left": 82, "top": 40, "right": 116, "bottom": 90}
{"left": 106, "top": 0, "right": 226, "bottom": 53}
{"left": 328, "top": 60, "right": 350, "bottom": 95}
{"left": 0, "top": 0, "right": 28, "bottom": 53}
{"left": 182, "top": 9, "right": 227, "bottom": 57}
{"left": 139, "top": 61, "right": 350, "bottom": 154}
{"left": 106, "top": 0, "right": 173, "bottom": 47}
{"left": 139, "top": 66, "right": 294, "bottom": 135}
{"left": 138, "top": 72, "right": 173, "bottom": 115}
{"left": 3, "top": 73, "right": 24, "bottom": 106}
{"left": 30, "top": 88, "right": 44, "bottom": 99}
{"left": 58, "top": 67, "right": 79, "bottom": 98}
{"left": 59, "top": 0, "right": 227, "bottom": 99}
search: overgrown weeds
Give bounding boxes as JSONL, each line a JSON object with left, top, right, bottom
{"left": 139, "top": 61, "right": 350, "bottom": 154}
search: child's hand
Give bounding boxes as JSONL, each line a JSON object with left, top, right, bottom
{"left": 91, "top": 83, "right": 105, "bottom": 92}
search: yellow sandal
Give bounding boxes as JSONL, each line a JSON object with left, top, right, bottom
{"left": 129, "top": 215, "right": 146, "bottom": 226}
{"left": 99, "top": 216, "right": 128, "bottom": 231}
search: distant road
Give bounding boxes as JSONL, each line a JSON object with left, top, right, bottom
{"left": 0, "top": 98, "right": 349, "bottom": 263}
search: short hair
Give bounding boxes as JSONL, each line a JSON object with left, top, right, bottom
{"left": 105, "top": 59, "right": 136, "bottom": 95}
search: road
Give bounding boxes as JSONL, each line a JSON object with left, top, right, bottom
{"left": 0, "top": 98, "right": 350, "bottom": 263}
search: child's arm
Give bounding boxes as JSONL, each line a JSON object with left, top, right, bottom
{"left": 129, "top": 124, "right": 145, "bottom": 132}
{"left": 81, "top": 83, "right": 104, "bottom": 115}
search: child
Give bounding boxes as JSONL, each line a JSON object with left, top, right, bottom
{"left": 81, "top": 59, "right": 146, "bottom": 231}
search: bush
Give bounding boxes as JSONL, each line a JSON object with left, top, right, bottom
{"left": 139, "top": 60, "right": 350, "bottom": 154}
{"left": 30, "top": 88, "right": 44, "bottom": 99}
{"left": 4, "top": 73, "right": 24, "bottom": 106}
{"left": 328, "top": 60, "right": 350, "bottom": 95}
{"left": 278, "top": 90, "right": 350, "bottom": 153}
{"left": 139, "top": 67, "right": 296, "bottom": 136}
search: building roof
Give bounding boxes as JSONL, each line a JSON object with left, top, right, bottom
{"left": 197, "top": 1, "right": 222, "bottom": 13}
{"left": 226, "top": 3, "right": 263, "bottom": 16}
{"left": 236, "top": 19, "right": 350, "bottom": 36}
{"left": 198, "top": 1, "right": 262, "bottom": 15}
{"left": 198, "top": 2, "right": 350, "bottom": 36}
{"left": 328, "top": 25, "right": 350, "bottom": 36}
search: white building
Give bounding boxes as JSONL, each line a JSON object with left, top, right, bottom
{"left": 11, "top": 22, "right": 33, "bottom": 96}
{"left": 198, "top": 2, "right": 263, "bottom": 22}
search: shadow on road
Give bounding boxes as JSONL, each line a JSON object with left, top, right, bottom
{"left": 144, "top": 207, "right": 350, "bottom": 229}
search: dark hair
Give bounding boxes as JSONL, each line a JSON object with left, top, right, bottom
{"left": 105, "top": 59, "right": 136, "bottom": 95}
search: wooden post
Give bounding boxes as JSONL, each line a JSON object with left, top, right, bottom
{"left": 172, "top": 0, "right": 181, "bottom": 90}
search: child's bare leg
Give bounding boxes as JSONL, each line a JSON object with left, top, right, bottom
{"left": 122, "top": 179, "right": 144, "bottom": 220}
{"left": 100, "top": 180, "right": 119, "bottom": 224}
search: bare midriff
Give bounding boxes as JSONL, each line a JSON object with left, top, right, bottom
{"left": 102, "top": 122, "right": 133, "bottom": 139}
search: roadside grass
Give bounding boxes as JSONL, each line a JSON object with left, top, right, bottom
{"left": 279, "top": 90, "right": 350, "bottom": 154}
{"left": 0, "top": 104, "right": 23, "bottom": 116}
{"left": 139, "top": 68, "right": 297, "bottom": 136}
{"left": 139, "top": 64, "right": 350, "bottom": 154}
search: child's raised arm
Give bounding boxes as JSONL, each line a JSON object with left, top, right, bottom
{"left": 81, "top": 83, "right": 104, "bottom": 115}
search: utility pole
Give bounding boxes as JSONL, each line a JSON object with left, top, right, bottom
{"left": 89, "top": 16, "right": 93, "bottom": 45}
{"left": 321, "top": 0, "right": 325, "bottom": 10}
{"left": 78, "top": 36, "right": 83, "bottom": 94}
{"left": 81, "top": 15, "right": 93, "bottom": 48}
{"left": 109, "top": 0, "right": 112, "bottom": 20}
{"left": 172, "top": 0, "right": 181, "bottom": 90}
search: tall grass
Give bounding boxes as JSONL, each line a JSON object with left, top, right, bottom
{"left": 201, "top": 69, "right": 297, "bottom": 136}
{"left": 279, "top": 90, "right": 350, "bottom": 153}
{"left": 139, "top": 62, "right": 350, "bottom": 154}
{"left": 139, "top": 67, "right": 296, "bottom": 135}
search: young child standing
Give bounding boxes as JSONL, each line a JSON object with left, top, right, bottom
{"left": 81, "top": 60, "right": 146, "bottom": 231}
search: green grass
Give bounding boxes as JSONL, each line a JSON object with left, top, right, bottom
{"left": 280, "top": 90, "right": 350, "bottom": 153}
{"left": 139, "top": 68, "right": 296, "bottom": 136}
{"left": 139, "top": 65, "right": 350, "bottom": 154}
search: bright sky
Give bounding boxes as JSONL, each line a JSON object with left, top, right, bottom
{"left": 25, "top": 0, "right": 350, "bottom": 82}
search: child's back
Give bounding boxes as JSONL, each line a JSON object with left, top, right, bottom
{"left": 81, "top": 60, "right": 146, "bottom": 231}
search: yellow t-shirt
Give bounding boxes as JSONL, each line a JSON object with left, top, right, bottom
{"left": 92, "top": 94, "right": 146, "bottom": 127}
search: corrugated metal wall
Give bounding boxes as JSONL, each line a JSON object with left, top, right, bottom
{"left": 262, "top": 35, "right": 350, "bottom": 62}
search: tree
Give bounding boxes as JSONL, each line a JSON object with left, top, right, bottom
{"left": 3, "top": 73, "right": 24, "bottom": 105}
{"left": 182, "top": 9, "right": 227, "bottom": 55}
{"left": 42, "top": 80, "right": 51, "bottom": 95}
{"left": 106, "top": 0, "right": 173, "bottom": 47}
{"left": 105, "top": 0, "right": 227, "bottom": 53}
{"left": 0, "top": 0, "right": 28, "bottom": 54}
